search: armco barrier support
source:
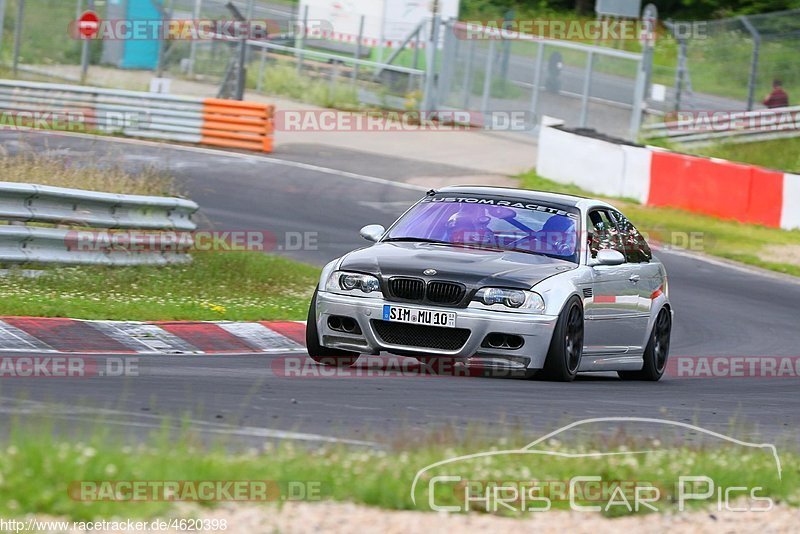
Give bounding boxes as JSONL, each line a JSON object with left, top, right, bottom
{"left": 201, "top": 98, "right": 274, "bottom": 153}
{"left": 0, "top": 80, "right": 274, "bottom": 153}
{"left": 536, "top": 124, "right": 798, "bottom": 230}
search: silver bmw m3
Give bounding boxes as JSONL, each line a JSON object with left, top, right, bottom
{"left": 307, "top": 187, "right": 672, "bottom": 382}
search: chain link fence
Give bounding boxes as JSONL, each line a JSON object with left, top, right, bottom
{"left": 666, "top": 8, "right": 800, "bottom": 113}
{"left": 2, "top": 0, "right": 650, "bottom": 140}
{"left": 435, "top": 21, "right": 646, "bottom": 139}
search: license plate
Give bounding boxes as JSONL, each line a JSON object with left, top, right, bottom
{"left": 383, "top": 305, "right": 456, "bottom": 328}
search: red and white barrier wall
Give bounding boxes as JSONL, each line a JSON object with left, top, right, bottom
{"left": 536, "top": 124, "right": 800, "bottom": 231}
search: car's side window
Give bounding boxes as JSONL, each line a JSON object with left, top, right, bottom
{"left": 587, "top": 209, "right": 623, "bottom": 259}
{"left": 612, "top": 212, "right": 652, "bottom": 263}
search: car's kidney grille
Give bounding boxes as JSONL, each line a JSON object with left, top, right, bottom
{"left": 371, "top": 320, "right": 470, "bottom": 351}
{"left": 427, "top": 282, "right": 466, "bottom": 305}
{"left": 388, "top": 278, "right": 425, "bottom": 300}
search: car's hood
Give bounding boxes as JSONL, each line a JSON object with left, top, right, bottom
{"left": 339, "top": 242, "right": 576, "bottom": 289}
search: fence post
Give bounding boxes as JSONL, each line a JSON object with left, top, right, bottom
{"left": 421, "top": 14, "right": 441, "bottom": 113}
{"left": 461, "top": 39, "right": 476, "bottom": 109}
{"left": 739, "top": 15, "right": 761, "bottom": 112}
{"left": 529, "top": 41, "right": 545, "bottom": 124}
{"left": 12, "top": 0, "right": 24, "bottom": 75}
{"left": 437, "top": 18, "right": 458, "bottom": 108}
{"left": 352, "top": 15, "right": 365, "bottom": 84}
{"left": 579, "top": 50, "right": 594, "bottom": 127}
{"left": 0, "top": 0, "right": 7, "bottom": 53}
{"left": 629, "top": 56, "right": 647, "bottom": 140}
{"left": 480, "top": 39, "right": 496, "bottom": 115}
{"left": 296, "top": 5, "right": 308, "bottom": 76}
{"left": 256, "top": 45, "right": 267, "bottom": 92}
{"left": 188, "top": 0, "right": 202, "bottom": 76}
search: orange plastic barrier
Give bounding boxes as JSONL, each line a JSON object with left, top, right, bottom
{"left": 200, "top": 98, "right": 274, "bottom": 153}
{"left": 648, "top": 151, "right": 783, "bottom": 227}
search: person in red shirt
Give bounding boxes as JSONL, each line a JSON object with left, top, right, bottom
{"left": 763, "top": 79, "right": 789, "bottom": 108}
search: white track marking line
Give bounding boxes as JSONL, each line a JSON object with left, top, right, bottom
{"left": 1, "top": 128, "right": 428, "bottom": 191}
{"left": 658, "top": 247, "right": 800, "bottom": 285}
{"left": 0, "top": 396, "right": 376, "bottom": 447}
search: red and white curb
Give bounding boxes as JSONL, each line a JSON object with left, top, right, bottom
{"left": 0, "top": 317, "right": 307, "bottom": 355}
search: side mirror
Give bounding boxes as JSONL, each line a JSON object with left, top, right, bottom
{"left": 591, "top": 249, "right": 625, "bottom": 266}
{"left": 359, "top": 224, "right": 385, "bottom": 242}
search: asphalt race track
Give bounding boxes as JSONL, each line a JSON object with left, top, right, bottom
{"left": 1, "top": 130, "right": 799, "bottom": 446}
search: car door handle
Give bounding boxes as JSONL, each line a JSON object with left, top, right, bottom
{"left": 629, "top": 274, "right": 641, "bottom": 283}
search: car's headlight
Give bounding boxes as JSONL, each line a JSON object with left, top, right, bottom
{"left": 325, "top": 271, "right": 382, "bottom": 295}
{"left": 473, "top": 288, "right": 545, "bottom": 312}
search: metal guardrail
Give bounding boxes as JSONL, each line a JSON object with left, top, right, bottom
{"left": 0, "top": 182, "right": 199, "bottom": 266}
{"left": 0, "top": 80, "right": 275, "bottom": 152}
{"left": 642, "top": 105, "right": 800, "bottom": 146}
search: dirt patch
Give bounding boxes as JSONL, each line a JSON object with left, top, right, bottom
{"left": 759, "top": 244, "right": 800, "bottom": 267}
{"left": 44, "top": 501, "right": 791, "bottom": 533}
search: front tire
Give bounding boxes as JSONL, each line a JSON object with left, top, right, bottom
{"left": 305, "top": 287, "right": 360, "bottom": 368}
{"left": 538, "top": 296, "right": 584, "bottom": 382}
{"left": 618, "top": 307, "right": 671, "bottom": 382}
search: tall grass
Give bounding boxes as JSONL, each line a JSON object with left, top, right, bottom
{"left": 0, "top": 150, "right": 176, "bottom": 196}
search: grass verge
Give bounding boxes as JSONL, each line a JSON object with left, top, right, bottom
{"left": 520, "top": 171, "right": 800, "bottom": 277}
{"left": 1, "top": 419, "right": 797, "bottom": 520}
{"left": 0, "top": 152, "right": 319, "bottom": 321}
{"left": 674, "top": 137, "right": 800, "bottom": 175}
{"left": 0, "top": 252, "right": 319, "bottom": 321}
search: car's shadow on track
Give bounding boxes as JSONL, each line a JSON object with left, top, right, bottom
{"left": 329, "top": 354, "right": 624, "bottom": 381}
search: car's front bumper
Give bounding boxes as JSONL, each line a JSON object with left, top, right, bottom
{"left": 314, "top": 291, "right": 559, "bottom": 370}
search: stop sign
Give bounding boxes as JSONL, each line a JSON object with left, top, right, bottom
{"left": 78, "top": 10, "right": 100, "bottom": 39}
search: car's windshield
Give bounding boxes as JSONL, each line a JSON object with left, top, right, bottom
{"left": 385, "top": 195, "right": 580, "bottom": 262}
